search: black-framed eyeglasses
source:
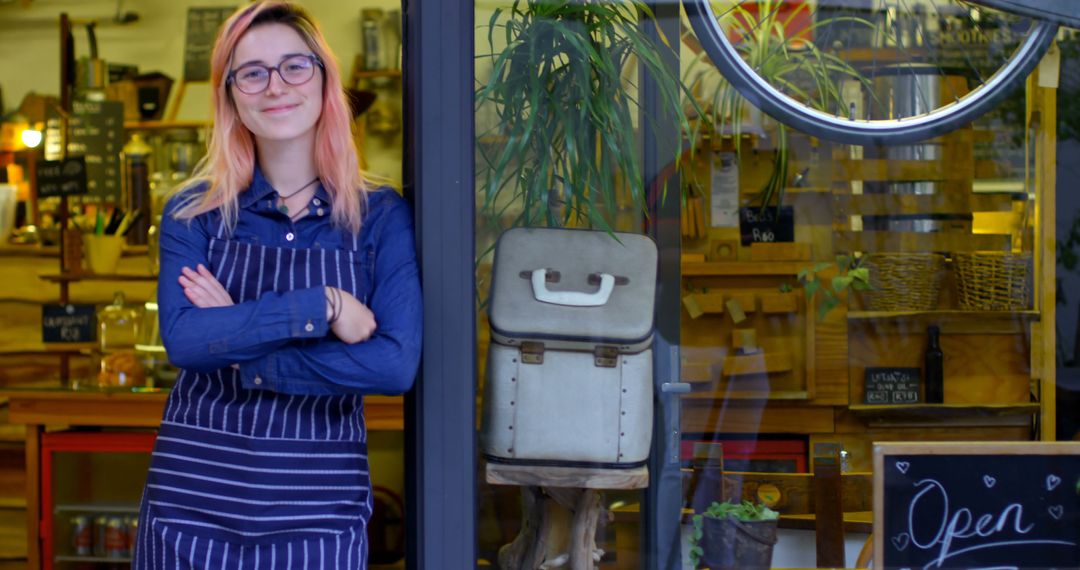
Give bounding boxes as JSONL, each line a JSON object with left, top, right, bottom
{"left": 227, "top": 54, "right": 324, "bottom": 95}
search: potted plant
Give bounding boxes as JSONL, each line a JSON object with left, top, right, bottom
{"left": 475, "top": 0, "right": 698, "bottom": 236}
{"left": 689, "top": 500, "right": 780, "bottom": 569}
{"left": 682, "top": 0, "right": 871, "bottom": 211}
{"left": 782, "top": 254, "right": 872, "bottom": 319}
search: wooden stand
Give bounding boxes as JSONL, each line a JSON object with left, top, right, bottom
{"left": 485, "top": 462, "right": 648, "bottom": 570}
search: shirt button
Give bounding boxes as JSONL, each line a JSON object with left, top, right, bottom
{"left": 253, "top": 376, "right": 263, "bottom": 385}
{"left": 316, "top": 208, "right": 325, "bottom": 216}
{"left": 313, "top": 198, "right": 321, "bottom": 206}
{"left": 285, "top": 232, "right": 295, "bottom": 242}
{"left": 304, "top": 320, "right": 314, "bottom": 332}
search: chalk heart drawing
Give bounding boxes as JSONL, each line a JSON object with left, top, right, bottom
{"left": 896, "top": 461, "right": 911, "bottom": 474}
{"left": 983, "top": 475, "right": 997, "bottom": 488}
{"left": 1046, "top": 474, "right": 1062, "bottom": 491}
{"left": 1048, "top": 505, "right": 1064, "bottom": 520}
{"left": 892, "top": 533, "right": 911, "bottom": 551}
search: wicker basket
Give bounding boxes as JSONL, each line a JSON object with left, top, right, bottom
{"left": 954, "top": 252, "right": 1032, "bottom": 310}
{"left": 860, "top": 253, "right": 946, "bottom": 311}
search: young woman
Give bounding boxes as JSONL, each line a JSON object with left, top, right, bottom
{"left": 133, "top": 3, "right": 421, "bottom": 568}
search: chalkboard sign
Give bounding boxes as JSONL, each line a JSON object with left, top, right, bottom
{"left": 864, "top": 367, "right": 921, "bottom": 405}
{"left": 874, "top": 442, "right": 1080, "bottom": 570}
{"left": 739, "top": 206, "right": 794, "bottom": 246}
{"left": 36, "top": 157, "right": 88, "bottom": 198}
{"left": 184, "top": 7, "right": 236, "bottom": 81}
{"left": 42, "top": 304, "right": 96, "bottom": 343}
{"left": 66, "top": 100, "right": 124, "bottom": 200}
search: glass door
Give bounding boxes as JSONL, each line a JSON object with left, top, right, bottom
{"left": 471, "top": 1, "right": 687, "bottom": 567}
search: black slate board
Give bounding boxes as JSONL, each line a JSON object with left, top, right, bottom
{"left": 36, "top": 157, "right": 87, "bottom": 198}
{"left": 739, "top": 206, "right": 795, "bottom": 245}
{"left": 42, "top": 304, "right": 96, "bottom": 343}
{"left": 874, "top": 442, "right": 1080, "bottom": 570}
{"left": 184, "top": 7, "right": 236, "bottom": 82}
{"left": 864, "top": 367, "right": 921, "bottom": 405}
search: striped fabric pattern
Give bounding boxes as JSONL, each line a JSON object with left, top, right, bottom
{"left": 135, "top": 235, "right": 372, "bottom": 569}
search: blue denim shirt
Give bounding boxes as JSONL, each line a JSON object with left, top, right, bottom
{"left": 157, "top": 168, "right": 421, "bottom": 396}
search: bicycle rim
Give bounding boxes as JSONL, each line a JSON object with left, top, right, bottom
{"left": 684, "top": 0, "right": 1058, "bottom": 146}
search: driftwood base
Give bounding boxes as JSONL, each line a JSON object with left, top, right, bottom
{"left": 485, "top": 462, "right": 648, "bottom": 570}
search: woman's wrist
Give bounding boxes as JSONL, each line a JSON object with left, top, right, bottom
{"left": 325, "top": 286, "right": 336, "bottom": 323}
{"left": 325, "top": 286, "right": 342, "bottom": 325}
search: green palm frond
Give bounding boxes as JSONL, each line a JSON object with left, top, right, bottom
{"left": 476, "top": 0, "right": 701, "bottom": 235}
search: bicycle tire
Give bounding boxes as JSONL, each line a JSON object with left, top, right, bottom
{"left": 971, "top": 0, "right": 1080, "bottom": 30}
{"left": 684, "top": 0, "right": 1058, "bottom": 146}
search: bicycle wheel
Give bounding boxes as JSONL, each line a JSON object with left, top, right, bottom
{"left": 684, "top": 0, "right": 1058, "bottom": 146}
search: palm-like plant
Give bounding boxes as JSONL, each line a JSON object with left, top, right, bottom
{"left": 683, "top": 0, "right": 872, "bottom": 210}
{"left": 476, "top": 0, "right": 697, "bottom": 235}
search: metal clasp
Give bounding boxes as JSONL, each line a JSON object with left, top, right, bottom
{"left": 593, "top": 346, "right": 618, "bottom": 368}
{"left": 520, "top": 341, "right": 544, "bottom": 365}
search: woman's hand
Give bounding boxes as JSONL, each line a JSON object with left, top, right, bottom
{"left": 326, "top": 286, "right": 377, "bottom": 344}
{"left": 179, "top": 264, "right": 234, "bottom": 308}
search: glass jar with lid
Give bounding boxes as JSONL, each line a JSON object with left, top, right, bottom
{"left": 96, "top": 291, "right": 145, "bottom": 387}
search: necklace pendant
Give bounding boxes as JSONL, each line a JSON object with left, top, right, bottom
{"left": 278, "top": 204, "right": 289, "bottom": 215}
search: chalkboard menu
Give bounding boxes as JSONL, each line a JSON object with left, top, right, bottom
{"left": 874, "top": 442, "right": 1080, "bottom": 570}
{"left": 739, "top": 206, "right": 795, "bottom": 245}
{"left": 184, "top": 7, "right": 236, "bottom": 82}
{"left": 64, "top": 100, "right": 123, "bottom": 201}
{"left": 36, "top": 157, "right": 88, "bottom": 198}
{"left": 42, "top": 304, "right": 96, "bottom": 344}
{"left": 864, "top": 367, "right": 921, "bottom": 404}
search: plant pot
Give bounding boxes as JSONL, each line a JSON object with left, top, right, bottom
{"left": 699, "top": 516, "right": 778, "bottom": 570}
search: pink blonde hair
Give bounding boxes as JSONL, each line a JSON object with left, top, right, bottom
{"left": 172, "top": 1, "right": 369, "bottom": 234}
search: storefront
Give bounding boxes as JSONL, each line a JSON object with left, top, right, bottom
{"left": 1, "top": 1, "right": 1079, "bottom": 569}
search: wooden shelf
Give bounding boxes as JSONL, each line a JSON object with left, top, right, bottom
{"left": 848, "top": 403, "right": 1040, "bottom": 420}
{"left": 834, "top": 230, "right": 1011, "bottom": 253}
{"left": 354, "top": 69, "right": 402, "bottom": 79}
{"left": 848, "top": 310, "right": 1039, "bottom": 334}
{"left": 682, "top": 261, "right": 802, "bottom": 277}
{"left": 724, "top": 351, "right": 793, "bottom": 377}
{"left": 834, "top": 193, "right": 1017, "bottom": 216}
{"left": 54, "top": 503, "right": 139, "bottom": 514}
{"left": 123, "top": 120, "right": 209, "bottom": 130}
{"left": 56, "top": 555, "right": 132, "bottom": 563}
{"left": 849, "top": 309, "right": 1039, "bottom": 321}
{"left": 684, "top": 390, "right": 810, "bottom": 401}
{"left": 39, "top": 272, "right": 157, "bottom": 283}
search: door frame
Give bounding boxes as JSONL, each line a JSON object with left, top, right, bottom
{"left": 404, "top": 1, "right": 683, "bottom": 568}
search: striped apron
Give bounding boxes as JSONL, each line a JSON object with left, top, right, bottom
{"left": 134, "top": 231, "right": 374, "bottom": 569}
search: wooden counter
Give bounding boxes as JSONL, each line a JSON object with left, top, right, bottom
{"left": 0, "top": 387, "right": 402, "bottom": 569}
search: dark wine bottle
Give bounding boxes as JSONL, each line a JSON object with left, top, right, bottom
{"left": 924, "top": 325, "right": 944, "bottom": 404}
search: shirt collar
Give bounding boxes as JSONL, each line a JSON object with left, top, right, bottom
{"left": 239, "top": 165, "right": 331, "bottom": 209}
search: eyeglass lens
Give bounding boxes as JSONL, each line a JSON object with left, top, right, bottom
{"left": 233, "top": 55, "right": 317, "bottom": 94}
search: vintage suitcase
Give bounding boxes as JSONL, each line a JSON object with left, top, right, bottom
{"left": 481, "top": 227, "right": 657, "bottom": 468}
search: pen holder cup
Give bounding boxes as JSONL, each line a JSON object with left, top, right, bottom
{"left": 83, "top": 234, "right": 125, "bottom": 275}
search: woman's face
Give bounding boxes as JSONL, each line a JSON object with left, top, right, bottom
{"left": 229, "top": 23, "right": 324, "bottom": 146}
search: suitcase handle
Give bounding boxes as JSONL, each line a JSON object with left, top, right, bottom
{"left": 531, "top": 269, "right": 615, "bottom": 307}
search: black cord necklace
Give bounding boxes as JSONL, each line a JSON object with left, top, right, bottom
{"left": 276, "top": 177, "right": 320, "bottom": 216}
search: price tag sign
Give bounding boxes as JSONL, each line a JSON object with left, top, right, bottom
{"left": 36, "top": 157, "right": 88, "bottom": 198}
{"left": 42, "top": 304, "right": 96, "bottom": 343}
{"left": 864, "top": 367, "right": 921, "bottom": 404}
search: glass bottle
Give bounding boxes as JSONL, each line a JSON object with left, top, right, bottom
{"left": 121, "top": 133, "right": 153, "bottom": 245}
{"left": 924, "top": 325, "right": 944, "bottom": 403}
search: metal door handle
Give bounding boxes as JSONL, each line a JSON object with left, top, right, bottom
{"left": 661, "top": 382, "right": 691, "bottom": 394}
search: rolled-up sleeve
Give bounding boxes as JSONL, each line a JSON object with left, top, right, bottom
{"left": 158, "top": 193, "right": 329, "bottom": 373}
{"left": 239, "top": 194, "right": 422, "bottom": 395}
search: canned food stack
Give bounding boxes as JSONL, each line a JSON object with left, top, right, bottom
{"left": 70, "top": 513, "right": 138, "bottom": 559}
